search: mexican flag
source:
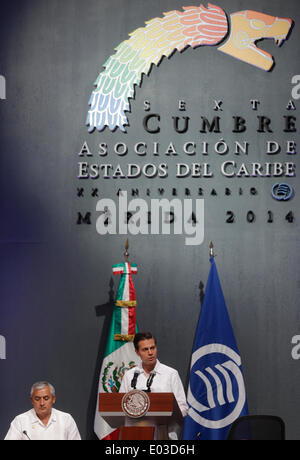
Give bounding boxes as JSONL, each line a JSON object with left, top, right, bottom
{"left": 94, "top": 261, "right": 139, "bottom": 440}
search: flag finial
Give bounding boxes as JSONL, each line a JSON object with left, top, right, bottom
{"left": 124, "top": 238, "right": 129, "bottom": 262}
{"left": 209, "top": 241, "right": 214, "bottom": 258}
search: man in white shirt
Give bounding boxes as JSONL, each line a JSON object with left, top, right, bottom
{"left": 4, "top": 381, "right": 81, "bottom": 440}
{"left": 119, "top": 332, "right": 188, "bottom": 439}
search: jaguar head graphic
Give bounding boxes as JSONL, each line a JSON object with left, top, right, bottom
{"left": 218, "top": 10, "right": 293, "bottom": 71}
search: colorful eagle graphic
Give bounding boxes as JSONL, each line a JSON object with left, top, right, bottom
{"left": 86, "top": 3, "right": 293, "bottom": 133}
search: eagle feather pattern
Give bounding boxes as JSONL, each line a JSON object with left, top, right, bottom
{"left": 86, "top": 3, "right": 228, "bottom": 132}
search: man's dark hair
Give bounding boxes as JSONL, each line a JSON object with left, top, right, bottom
{"left": 133, "top": 332, "right": 156, "bottom": 351}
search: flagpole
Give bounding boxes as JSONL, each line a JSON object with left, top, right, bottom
{"left": 124, "top": 238, "right": 129, "bottom": 262}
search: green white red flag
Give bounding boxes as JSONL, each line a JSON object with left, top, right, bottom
{"left": 94, "top": 262, "right": 139, "bottom": 440}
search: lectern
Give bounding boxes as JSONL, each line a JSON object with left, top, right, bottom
{"left": 99, "top": 392, "right": 183, "bottom": 440}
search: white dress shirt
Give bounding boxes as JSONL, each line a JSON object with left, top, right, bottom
{"left": 119, "top": 359, "right": 188, "bottom": 439}
{"left": 4, "top": 408, "right": 81, "bottom": 440}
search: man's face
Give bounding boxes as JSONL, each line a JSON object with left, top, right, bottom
{"left": 136, "top": 338, "right": 157, "bottom": 368}
{"left": 31, "top": 386, "right": 56, "bottom": 420}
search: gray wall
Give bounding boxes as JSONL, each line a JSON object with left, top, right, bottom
{"left": 0, "top": 0, "right": 299, "bottom": 439}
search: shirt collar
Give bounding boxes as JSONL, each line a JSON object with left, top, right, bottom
{"left": 29, "top": 408, "right": 57, "bottom": 426}
{"left": 138, "top": 359, "right": 162, "bottom": 375}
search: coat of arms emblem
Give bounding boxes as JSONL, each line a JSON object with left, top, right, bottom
{"left": 122, "top": 390, "right": 150, "bottom": 418}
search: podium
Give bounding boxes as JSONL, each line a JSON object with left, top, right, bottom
{"left": 99, "top": 392, "right": 183, "bottom": 440}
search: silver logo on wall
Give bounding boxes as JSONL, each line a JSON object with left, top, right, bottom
{"left": 272, "top": 183, "right": 294, "bottom": 201}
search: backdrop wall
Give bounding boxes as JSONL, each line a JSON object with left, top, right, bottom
{"left": 0, "top": 0, "right": 299, "bottom": 439}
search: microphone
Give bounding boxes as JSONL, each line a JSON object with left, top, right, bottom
{"left": 145, "top": 370, "right": 156, "bottom": 392}
{"left": 23, "top": 430, "right": 31, "bottom": 440}
{"left": 131, "top": 369, "right": 140, "bottom": 389}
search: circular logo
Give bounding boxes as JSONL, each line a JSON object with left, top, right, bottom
{"left": 187, "top": 344, "right": 246, "bottom": 429}
{"left": 272, "top": 183, "right": 294, "bottom": 201}
{"left": 122, "top": 390, "right": 150, "bottom": 418}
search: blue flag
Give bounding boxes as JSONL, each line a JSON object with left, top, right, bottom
{"left": 183, "top": 257, "right": 248, "bottom": 440}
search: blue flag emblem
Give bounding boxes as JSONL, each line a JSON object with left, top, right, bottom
{"left": 183, "top": 257, "right": 248, "bottom": 440}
